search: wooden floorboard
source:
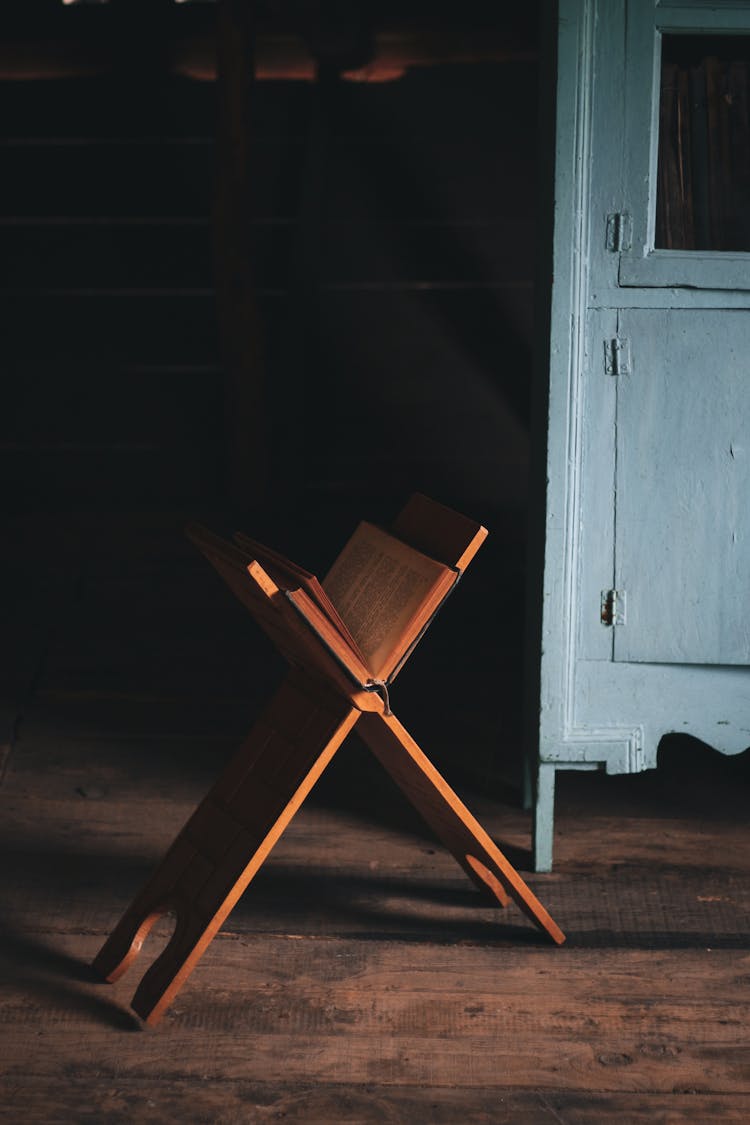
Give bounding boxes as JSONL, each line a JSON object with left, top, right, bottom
{"left": 3, "top": 1086, "right": 748, "bottom": 1125}
{"left": 1, "top": 512, "right": 748, "bottom": 1122}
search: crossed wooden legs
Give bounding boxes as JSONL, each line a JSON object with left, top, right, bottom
{"left": 94, "top": 669, "right": 564, "bottom": 1025}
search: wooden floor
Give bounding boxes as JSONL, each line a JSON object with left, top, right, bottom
{"left": 1, "top": 512, "right": 748, "bottom": 1123}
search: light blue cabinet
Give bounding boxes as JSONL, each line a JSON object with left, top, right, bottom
{"left": 531, "top": 0, "right": 750, "bottom": 870}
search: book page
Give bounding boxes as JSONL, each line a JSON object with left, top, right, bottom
{"left": 323, "top": 522, "right": 453, "bottom": 677}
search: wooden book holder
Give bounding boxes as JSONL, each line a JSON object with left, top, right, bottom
{"left": 93, "top": 496, "right": 565, "bottom": 1025}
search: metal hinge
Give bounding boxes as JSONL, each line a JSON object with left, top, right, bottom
{"left": 604, "top": 336, "right": 630, "bottom": 376}
{"left": 606, "top": 211, "right": 632, "bottom": 252}
{"left": 601, "top": 589, "right": 626, "bottom": 627}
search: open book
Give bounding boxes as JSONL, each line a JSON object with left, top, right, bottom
{"left": 187, "top": 498, "right": 486, "bottom": 694}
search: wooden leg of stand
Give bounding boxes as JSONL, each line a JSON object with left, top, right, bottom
{"left": 93, "top": 670, "right": 361, "bottom": 1025}
{"left": 357, "top": 710, "right": 565, "bottom": 945}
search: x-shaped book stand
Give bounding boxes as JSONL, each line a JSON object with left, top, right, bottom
{"left": 94, "top": 495, "right": 565, "bottom": 1025}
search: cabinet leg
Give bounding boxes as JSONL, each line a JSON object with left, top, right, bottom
{"left": 533, "top": 762, "right": 556, "bottom": 873}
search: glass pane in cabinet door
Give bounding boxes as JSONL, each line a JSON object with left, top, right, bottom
{"left": 656, "top": 35, "right": 750, "bottom": 251}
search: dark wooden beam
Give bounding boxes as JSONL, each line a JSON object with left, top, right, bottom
{"left": 213, "top": 0, "right": 268, "bottom": 505}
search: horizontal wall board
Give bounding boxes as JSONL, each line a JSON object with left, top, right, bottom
{"left": 2, "top": 286, "right": 532, "bottom": 364}
{"left": 314, "top": 62, "right": 539, "bottom": 144}
{"left": 278, "top": 285, "right": 535, "bottom": 403}
{"left": 1, "top": 64, "right": 535, "bottom": 143}
{"left": 0, "top": 138, "right": 533, "bottom": 223}
{"left": 2, "top": 219, "right": 534, "bottom": 290}
{"left": 0, "top": 76, "right": 219, "bottom": 140}
{"left": 0, "top": 142, "right": 216, "bottom": 218}
{"left": 5, "top": 224, "right": 215, "bottom": 290}
{"left": 313, "top": 145, "right": 535, "bottom": 228}
{"left": 2, "top": 294, "right": 222, "bottom": 362}
{"left": 2, "top": 3, "right": 215, "bottom": 40}
{"left": 0, "top": 447, "right": 225, "bottom": 510}
{"left": 1, "top": 365, "right": 224, "bottom": 446}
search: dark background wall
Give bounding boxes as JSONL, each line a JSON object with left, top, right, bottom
{"left": 1, "top": 0, "right": 542, "bottom": 790}
{"left": 2, "top": 0, "right": 538, "bottom": 520}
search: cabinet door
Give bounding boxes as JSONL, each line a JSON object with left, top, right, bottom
{"left": 613, "top": 307, "right": 750, "bottom": 664}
